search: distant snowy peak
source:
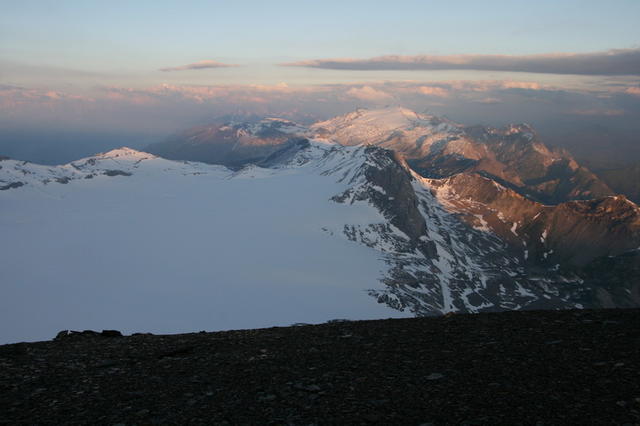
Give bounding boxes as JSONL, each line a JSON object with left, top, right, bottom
{"left": 314, "top": 106, "right": 447, "bottom": 129}
{"left": 310, "top": 106, "right": 461, "bottom": 145}
{"left": 0, "top": 147, "right": 228, "bottom": 190}
{"left": 70, "top": 147, "right": 157, "bottom": 170}
{"left": 93, "top": 147, "right": 157, "bottom": 161}
{"left": 311, "top": 107, "right": 549, "bottom": 159}
{"left": 0, "top": 156, "right": 80, "bottom": 190}
{"left": 1, "top": 140, "right": 357, "bottom": 192}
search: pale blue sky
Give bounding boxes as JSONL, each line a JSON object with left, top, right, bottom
{"left": 1, "top": 0, "right": 639, "bottom": 80}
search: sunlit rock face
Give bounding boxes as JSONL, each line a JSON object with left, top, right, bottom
{"left": 312, "top": 107, "right": 613, "bottom": 204}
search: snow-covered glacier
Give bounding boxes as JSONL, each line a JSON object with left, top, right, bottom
{"left": 0, "top": 144, "right": 411, "bottom": 343}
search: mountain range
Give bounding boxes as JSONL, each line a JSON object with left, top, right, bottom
{"left": 148, "top": 106, "right": 615, "bottom": 204}
{"left": 1, "top": 107, "right": 639, "bottom": 343}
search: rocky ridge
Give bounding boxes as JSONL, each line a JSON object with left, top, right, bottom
{"left": 1, "top": 309, "right": 638, "bottom": 425}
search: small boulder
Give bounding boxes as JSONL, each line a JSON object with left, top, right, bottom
{"left": 54, "top": 329, "right": 122, "bottom": 340}
{"left": 103, "top": 170, "right": 132, "bottom": 177}
{"left": 54, "top": 330, "right": 71, "bottom": 340}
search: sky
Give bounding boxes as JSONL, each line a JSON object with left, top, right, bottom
{"left": 1, "top": 0, "right": 639, "bottom": 165}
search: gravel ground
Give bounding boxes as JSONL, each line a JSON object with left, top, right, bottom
{"left": 1, "top": 309, "right": 639, "bottom": 425}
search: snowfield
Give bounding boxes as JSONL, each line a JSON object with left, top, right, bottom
{"left": 0, "top": 147, "right": 410, "bottom": 344}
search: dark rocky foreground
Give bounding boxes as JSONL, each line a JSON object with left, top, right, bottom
{"left": 1, "top": 309, "right": 639, "bottom": 425}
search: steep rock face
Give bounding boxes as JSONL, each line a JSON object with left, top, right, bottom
{"left": 425, "top": 172, "right": 640, "bottom": 269}
{"left": 312, "top": 145, "right": 591, "bottom": 314}
{"left": 330, "top": 147, "right": 427, "bottom": 243}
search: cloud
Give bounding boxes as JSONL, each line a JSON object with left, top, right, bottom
{"left": 159, "top": 60, "right": 238, "bottom": 72}
{"left": 625, "top": 87, "right": 640, "bottom": 96}
{"left": 3, "top": 79, "right": 635, "bottom": 129}
{"left": 570, "top": 109, "right": 626, "bottom": 116}
{"left": 283, "top": 48, "right": 640, "bottom": 76}
{"left": 500, "top": 81, "right": 542, "bottom": 90}
{"left": 416, "top": 86, "right": 449, "bottom": 97}
{"left": 345, "top": 86, "right": 393, "bottom": 101}
{"left": 426, "top": 80, "right": 545, "bottom": 93}
{"left": 0, "top": 85, "right": 92, "bottom": 110}
{"left": 95, "top": 83, "right": 337, "bottom": 108}
{"left": 4, "top": 78, "right": 640, "bottom": 158}
{"left": 475, "top": 97, "right": 502, "bottom": 104}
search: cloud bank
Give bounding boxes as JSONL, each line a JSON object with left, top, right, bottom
{"left": 346, "top": 86, "right": 393, "bottom": 102}
{"left": 3, "top": 78, "right": 640, "bottom": 166}
{"left": 626, "top": 87, "right": 640, "bottom": 96}
{"left": 283, "top": 48, "right": 640, "bottom": 76}
{"left": 159, "top": 60, "right": 238, "bottom": 72}
{"left": 2, "top": 79, "right": 639, "bottom": 138}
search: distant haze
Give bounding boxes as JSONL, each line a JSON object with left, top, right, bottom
{"left": 2, "top": 79, "right": 639, "bottom": 168}
{"left": 1, "top": 1, "right": 639, "bottom": 166}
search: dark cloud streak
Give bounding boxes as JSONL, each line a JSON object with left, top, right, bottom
{"left": 159, "top": 60, "right": 238, "bottom": 72}
{"left": 282, "top": 48, "right": 640, "bottom": 76}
